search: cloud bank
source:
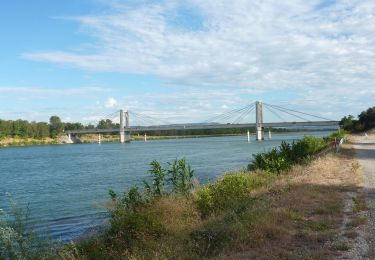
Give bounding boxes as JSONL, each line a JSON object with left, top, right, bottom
{"left": 23, "top": 0, "right": 375, "bottom": 120}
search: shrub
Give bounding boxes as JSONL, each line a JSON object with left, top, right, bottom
{"left": 90, "top": 158, "right": 196, "bottom": 257}
{"left": 196, "top": 172, "right": 271, "bottom": 216}
{"left": 248, "top": 136, "right": 328, "bottom": 174}
{"left": 0, "top": 199, "right": 57, "bottom": 259}
{"left": 108, "top": 209, "right": 165, "bottom": 246}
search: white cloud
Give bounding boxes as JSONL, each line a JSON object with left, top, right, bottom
{"left": 105, "top": 97, "right": 118, "bottom": 108}
{"left": 22, "top": 0, "right": 375, "bottom": 120}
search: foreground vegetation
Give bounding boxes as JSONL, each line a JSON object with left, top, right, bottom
{"left": 3, "top": 132, "right": 367, "bottom": 259}
{"left": 68, "top": 133, "right": 367, "bottom": 259}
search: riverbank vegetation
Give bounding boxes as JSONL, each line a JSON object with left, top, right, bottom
{"left": 0, "top": 198, "right": 58, "bottom": 259}
{"left": 1, "top": 113, "right": 335, "bottom": 147}
{"left": 67, "top": 132, "right": 366, "bottom": 259}
{"left": 340, "top": 105, "right": 375, "bottom": 132}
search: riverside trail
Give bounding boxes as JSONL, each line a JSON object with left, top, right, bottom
{"left": 353, "top": 134, "right": 375, "bottom": 256}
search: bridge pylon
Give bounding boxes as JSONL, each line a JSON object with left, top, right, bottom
{"left": 120, "top": 109, "right": 125, "bottom": 143}
{"left": 120, "top": 109, "right": 131, "bottom": 143}
{"left": 256, "top": 101, "right": 264, "bottom": 141}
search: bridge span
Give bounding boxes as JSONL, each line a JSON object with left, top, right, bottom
{"left": 66, "top": 121, "right": 339, "bottom": 135}
{"left": 64, "top": 101, "right": 340, "bottom": 143}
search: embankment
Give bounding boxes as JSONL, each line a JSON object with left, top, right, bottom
{"left": 3, "top": 132, "right": 371, "bottom": 259}
{"left": 66, "top": 134, "right": 371, "bottom": 259}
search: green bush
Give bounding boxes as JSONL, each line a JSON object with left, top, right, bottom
{"left": 108, "top": 158, "right": 195, "bottom": 217}
{"left": 324, "top": 129, "right": 345, "bottom": 142}
{"left": 108, "top": 209, "right": 165, "bottom": 246}
{"left": 248, "top": 136, "right": 328, "bottom": 174}
{"left": 196, "top": 172, "right": 272, "bottom": 216}
{"left": 88, "top": 158, "right": 196, "bottom": 257}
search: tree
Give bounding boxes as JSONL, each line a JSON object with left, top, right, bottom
{"left": 339, "top": 115, "right": 355, "bottom": 130}
{"left": 64, "top": 122, "right": 84, "bottom": 131}
{"left": 49, "top": 116, "right": 63, "bottom": 138}
{"left": 358, "top": 107, "right": 375, "bottom": 131}
{"left": 36, "top": 122, "right": 50, "bottom": 139}
{"left": 97, "top": 119, "right": 115, "bottom": 129}
{"left": 340, "top": 106, "right": 375, "bottom": 132}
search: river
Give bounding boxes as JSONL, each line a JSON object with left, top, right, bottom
{"left": 0, "top": 131, "right": 332, "bottom": 242}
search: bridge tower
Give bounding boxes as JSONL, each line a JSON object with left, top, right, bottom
{"left": 124, "top": 110, "right": 131, "bottom": 142}
{"left": 120, "top": 109, "right": 125, "bottom": 143}
{"left": 120, "top": 109, "right": 131, "bottom": 143}
{"left": 256, "top": 101, "right": 264, "bottom": 141}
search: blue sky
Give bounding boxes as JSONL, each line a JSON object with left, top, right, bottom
{"left": 0, "top": 0, "right": 374, "bottom": 124}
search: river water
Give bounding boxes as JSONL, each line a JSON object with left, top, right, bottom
{"left": 0, "top": 131, "right": 332, "bottom": 242}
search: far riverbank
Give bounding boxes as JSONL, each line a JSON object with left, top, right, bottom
{"left": 0, "top": 130, "right": 334, "bottom": 148}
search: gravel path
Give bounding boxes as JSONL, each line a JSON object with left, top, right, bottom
{"left": 353, "top": 135, "right": 375, "bottom": 255}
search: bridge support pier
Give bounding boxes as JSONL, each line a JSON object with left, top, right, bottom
{"left": 61, "top": 133, "right": 81, "bottom": 144}
{"left": 120, "top": 109, "right": 125, "bottom": 143}
{"left": 256, "top": 101, "right": 264, "bottom": 141}
{"left": 124, "top": 110, "right": 131, "bottom": 142}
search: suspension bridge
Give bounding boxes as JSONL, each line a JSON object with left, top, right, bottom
{"left": 64, "top": 101, "right": 340, "bottom": 143}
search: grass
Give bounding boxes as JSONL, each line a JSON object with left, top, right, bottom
{"left": 0, "top": 137, "right": 58, "bottom": 147}
{"left": 352, "top": 194, "right": 369, "bottom": 213}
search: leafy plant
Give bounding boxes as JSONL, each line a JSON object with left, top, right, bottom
{"left": 168, "top": 158, "right": 195, "bottom": 196}
{"left": 143, "top": 160, "right": 167, "bottom": 197}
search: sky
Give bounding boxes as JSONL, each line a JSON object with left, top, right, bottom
{"left": 0, "top": 0, "right": 374, "bottom": 125}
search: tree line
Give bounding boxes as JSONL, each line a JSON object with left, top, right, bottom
{"left": 340, "top": 106, "right": 375, "bottom": 132}
{"left": 1, "top": 115, "right": 314, "bottom": 139}
{"left": 0, "top": 116, "right": 120, "bottom": 139}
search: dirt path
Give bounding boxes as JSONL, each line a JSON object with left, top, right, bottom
{"left": 352, "top": 134, "right": 375, "bottom": 256}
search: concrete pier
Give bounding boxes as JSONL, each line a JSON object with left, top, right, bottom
{"left": 120, "top": 109, "right": 125, "bottom": 143}
{"left": 256, "top": 101, "right": 264, "bottom": 141}
{"left": 124, "top": 110, "right": 131, "bottom": 142}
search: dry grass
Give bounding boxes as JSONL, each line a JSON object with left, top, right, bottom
{"left": 0, "top": 137, "right": 57, "bottom": 147}
{"left": 222, "top": 146, "right": 366, "bottom": 259}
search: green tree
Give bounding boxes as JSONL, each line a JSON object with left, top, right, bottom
{"left": 339, "top": 115, "right": 355, "bottom": 131}
{"left": 358, "top": 107, "right": 375, "bottom": 131}
{"left": 49, "top": 116, "right": 63, "bottom": 138}
{"left": 97, "top": 119, "right": 115, "bottom": 129}
{"left": 36, "top": 122, "right": 50, "bottom": 138}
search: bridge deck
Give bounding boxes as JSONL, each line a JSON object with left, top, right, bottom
{"left": 65, "top": 121, "right": 340, "bottom": 134}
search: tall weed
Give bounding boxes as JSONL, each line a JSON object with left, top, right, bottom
{"left": 0, "top": 198, "right": 57, "bottom": 259}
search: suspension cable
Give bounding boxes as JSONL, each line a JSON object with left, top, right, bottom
{"left": 263, "top": 103, "right": 333, "bottom": 121}
{"left": 232, "top": 105, "right": 256, "bottom": 124}
{"left": 263, "top": 105, "right": 286, "bottom": 122}
{"left": 263, "top": 103, "right": 310, "bottom": 122}
{"left": 203, "top": 102, "right": 255, "bottom": 123}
